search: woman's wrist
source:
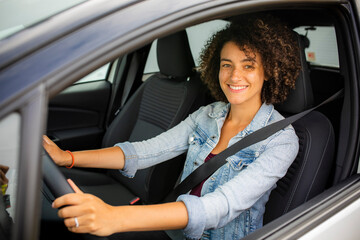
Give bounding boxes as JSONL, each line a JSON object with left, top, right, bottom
{"left": 65, "top": 150, "right": 75, "bottom": 168}
{"left": 62, "top": 150, "right": 73, "bottom": 167}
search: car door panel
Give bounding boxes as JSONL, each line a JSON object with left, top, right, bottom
{"left": 47, "top": 80, "right": 111, "bottom": 150}
{"left": 244, "top": 175, "right": 360, "bottom": 240}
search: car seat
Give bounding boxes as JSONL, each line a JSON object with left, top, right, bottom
{"left": 63, "top": 30, "right": 207, "bottom": 205}
{"left": 263, "top": 34, "right": 336, "bottom": 224}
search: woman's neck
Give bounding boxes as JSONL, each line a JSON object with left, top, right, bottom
{"left": 227, "top": 101, "right": 262, "bottom": 128}
{"left": 211, "top": 101, "right": 263, "bottom": 154}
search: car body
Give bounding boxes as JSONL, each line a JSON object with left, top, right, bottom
{"left": 1, "top": 0, "right": 360, "bottom": 239}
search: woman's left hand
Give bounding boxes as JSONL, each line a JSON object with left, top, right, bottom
{"left": 52, "top": 179, "right": 117, "bottom": 236}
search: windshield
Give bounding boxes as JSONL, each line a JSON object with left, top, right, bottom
{"left": 0, "top": 0, "right": 86, "bottom": 40}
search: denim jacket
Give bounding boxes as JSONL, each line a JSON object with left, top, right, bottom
{"left": 116, "top": 102, "right": 299, "bottom": 240}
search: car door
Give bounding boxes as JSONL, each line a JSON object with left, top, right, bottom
{"left": 46, "top": 64, "right": 112, "bottom": 151}
{"left": 46, "top": 47, "right": 149, "bottom": 152}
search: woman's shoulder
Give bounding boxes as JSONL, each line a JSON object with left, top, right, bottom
{"left": 268, "top": 107, "right": 298, "bottom": 143}
{"left": 269, "top": 107, "right": 285, "bottom": 122}
{"left": 191, "top": 101, "right": 228, "bottom": 118}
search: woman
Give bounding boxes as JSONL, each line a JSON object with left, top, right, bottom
{"left": 44, "top": 14, "right": 300, "bottom": 240}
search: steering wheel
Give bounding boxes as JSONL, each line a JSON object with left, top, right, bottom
{"left": 42, "top": 149, "right": 108, "bottom": 240}
{"left": 42, "top": 149, "right": 75, "bottom": 198}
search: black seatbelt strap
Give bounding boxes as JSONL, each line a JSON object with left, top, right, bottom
{"left": 118, "top": 53, "right": 140, "bottom": 112}
{"left": 164, "top": 89, "right": 344, "bottom": 202}
{"left": 106, "top": 53, "right": 140, "bottom": 125}
{"left": 105, "top": 56, "right": 127, "bottom": 126}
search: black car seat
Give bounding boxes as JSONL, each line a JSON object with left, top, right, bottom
{"left": 263, "top": 34, "right": 336, "bottom": 223}
{"left": 64, "top": 30, "right": 207, "bottom": 205}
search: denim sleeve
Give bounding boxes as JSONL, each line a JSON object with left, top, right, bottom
{"left": 177, "top": 127, "right": 299, "bottom": 238}
{"left": 177, "top": 195, "right": 206, "bottom": 239}
{"left": 115, "top": 142, "right": 138, "bottom": 178}
{"left": 114, "top": 106, "right": 206, "bottom": 178}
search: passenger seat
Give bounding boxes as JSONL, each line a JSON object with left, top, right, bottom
{"left": 263, "top": 34, "right": 336, "bottom": 224}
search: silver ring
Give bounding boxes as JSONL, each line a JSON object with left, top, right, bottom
{"left": 74, "top": 217, "right": 79, "bottom": 228}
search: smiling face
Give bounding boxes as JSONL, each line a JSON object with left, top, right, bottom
{"left": 219, "top": 41, "right": 266, "bottom": 110}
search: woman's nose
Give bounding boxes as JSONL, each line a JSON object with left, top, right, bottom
{"left": 230, "top": 68, "right": 243, "bottom": 82}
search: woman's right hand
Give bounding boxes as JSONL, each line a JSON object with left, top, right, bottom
{"left": 43, "top": 135, "right": 72, "bottom": 167}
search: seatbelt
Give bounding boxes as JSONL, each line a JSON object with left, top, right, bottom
{"left": 117, "top": 53, "right": 140, "bottom": 113}
{"left": 105, "top": 56, "right": 127, "bottom": 127}
{"left": 106, "top": 53, "right": 140, "bottom": 126}
{"left": 164, "top": 89, "right": 344, "bottom": 202}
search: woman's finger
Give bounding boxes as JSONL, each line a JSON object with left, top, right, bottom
{"left": 42, "top": 135, "right": 54, "bottom": 150}
{"left": 68, "top": 225, "right": 88, "bottom": 234}
{"left": 57, "top": 204, "right": 88, "bottom": 219}
{"left": 64, "top": 212, "right": 101, "bottom": 234}
{"left": 52, "top": 193, "right": 84, "bottom": 209}
{"left": 67, "top": 179, "right": 83, "bottom": 194}
{"left": 66, "top": 217, "right": 89, "bottom": 234}
{"left": 43, "top": 135, "right": 71, "bottom": 166}
{"left": 64, "top": 215, "right": 83, "bottom": 228}
{"left": 42, "top": 135, "right": 53, "bottom": 145}
{"left": 66, "top": 214, "right": 106, "bottom": 235}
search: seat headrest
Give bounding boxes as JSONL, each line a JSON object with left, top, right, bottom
{"left": 299, "top": 34, "right": 310, "bottom": 49}
{"left": 157, "top": 30, "right": 195, "bottom": 79}
{"left": 275, "top": 33, "right": 314, "bottom": 114}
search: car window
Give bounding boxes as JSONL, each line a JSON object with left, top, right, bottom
{"left": 0, "top": 0, "right": 87, "bottom": 40}
{"left": 294, "top": 26, "right": 339, "bottom": 68}
{"left": 143, "top": 40, "right": 159, "bottom": 76}
{"left": 144, "top": 23, "right": 339, "bottom": 74}
{"left": 187, "top": 20, "right": 228, "bottom": 66}
{"left": 143, "top": 19, "right": 228, "bottom": 77}
{"left": 0, "top": 112, "right": 21, "bottom": 239}
{"left": 75, "top": 63, "right": 111, "bottom": 84}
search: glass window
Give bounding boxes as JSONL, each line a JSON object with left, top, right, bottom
{"left": 0, "top": 0, "right": 87, "bottom": 40}
{"left": 294, "top": 26, "right": 339, "bottom": 68}
{"left": 143, "top": 41, "right": 159, "bottom": 75}
{"left": 143, "top": 20, "right": 228, "bottom": 76}
{"left": 186, "top": 20, "right": 228, "bottom": 66}
{"left": 75, "top": 63, "right": 111, "bottom": 84}
{"left": 0, "top": 112, "right": 21, "bottom": 239}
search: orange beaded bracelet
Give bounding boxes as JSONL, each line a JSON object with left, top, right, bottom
{"left": 65, "top": 150, "right": 75, "bottom": 169}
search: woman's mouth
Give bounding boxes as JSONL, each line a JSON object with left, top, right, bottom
{"left": 228, "top": 85, "right": 248, "bottom": 92}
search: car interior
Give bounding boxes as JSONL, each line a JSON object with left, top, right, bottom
{"left": 39, "top": 5, "right": 353, "bottom": 240}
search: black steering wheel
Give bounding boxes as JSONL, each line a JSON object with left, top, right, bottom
{"left": 42, "top": 149, "right": 108, "bottom": 240}
{"left": 42, "top": 149, "right": 75, "bottom": 198}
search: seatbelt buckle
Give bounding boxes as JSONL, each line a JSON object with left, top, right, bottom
{"left": 129, "top": 197, "right": 141, "bottom": 205}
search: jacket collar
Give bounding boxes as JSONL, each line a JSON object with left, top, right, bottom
{"left": 209, "top": 102, "right": 274, "bottom": 134}
{"left": 208, "top": 102, "right": 229, "bottom": 119}
{"left": 246, "top": 103, "right": 274, "bottom": 133}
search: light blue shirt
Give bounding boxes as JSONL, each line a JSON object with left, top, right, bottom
{"left": 116, "top": 102, "right": 299, "bottom": 239}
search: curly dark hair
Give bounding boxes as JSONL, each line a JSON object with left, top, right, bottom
{"left": 199, "top": 14, "right": 301, "bottom": 104}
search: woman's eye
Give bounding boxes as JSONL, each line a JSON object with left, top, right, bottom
{"left": 244, "top": 65, "right": 254, "bottom": 69}
{"left": 222, "top": 63, "right": 231, "bottom": 68}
